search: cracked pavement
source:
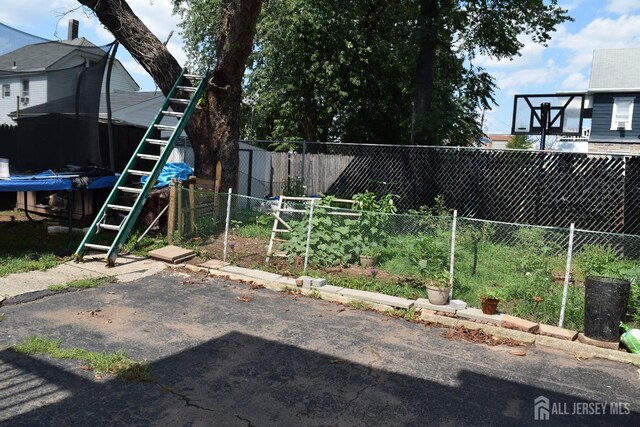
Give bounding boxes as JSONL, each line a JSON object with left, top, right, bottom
{"left": 0, "top": 268, "right": 639, "bottom": 426}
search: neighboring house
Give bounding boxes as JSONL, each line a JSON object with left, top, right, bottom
{"left": 0, "top": 20, "right": 138, "bottom": 126}
{"left": 485, "top": 134, "right": 512, "bottom": 149}
{"left": 584, "top": 48, "right": 640, "bottom": 154}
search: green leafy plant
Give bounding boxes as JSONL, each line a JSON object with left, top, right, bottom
{"left": 576, "top": 244, "right": 619, "bottom": 278}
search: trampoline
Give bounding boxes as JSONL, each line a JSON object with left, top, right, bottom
{"left": 0, "top": 170, "right": 119, "bottom": 254}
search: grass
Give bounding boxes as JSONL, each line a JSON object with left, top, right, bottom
{"left": 48, "top": 275, "right": 117, "bottom": 292}
{"left": 13, "top": 336, "right": 152, "bottom": 381}
{"left": 252, "top": 221, "right": 640, "bottom": 330}
{"left": 348, "top": 300, "right": 374, "bottom": 311}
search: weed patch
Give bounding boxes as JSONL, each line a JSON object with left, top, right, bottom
{"left": 13, "top": 336, "right": 152, "bottom": 381}
{"left": 48, "top": 275, "right": 116, "bottom": 292}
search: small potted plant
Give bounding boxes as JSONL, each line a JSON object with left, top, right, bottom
{"left": 359, "top": 246, "right": 381, "bottom": 267}
{"left": 479, "top": 287, "right": 500, "bottom": 315}
{"left": 425, "top": 270, "right": 452, "bottom": 306}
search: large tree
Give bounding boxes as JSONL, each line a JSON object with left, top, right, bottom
{"left": 241, "top": 0, "right": 570, "bottom": 146}
{"left": 77, "top": 0, "right": 262, "bottom": 190}
{"left": 411, "top": 0, "right": 571, "bottom": 145}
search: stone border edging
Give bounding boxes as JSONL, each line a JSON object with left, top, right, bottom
{"left": 177, "top": 263, "right": 640, "bottom": 367}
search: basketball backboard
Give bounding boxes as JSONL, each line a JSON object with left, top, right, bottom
{"left": 511, "top": 94, "right": 585, "bottom": 136}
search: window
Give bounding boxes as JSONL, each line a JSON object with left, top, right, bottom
{"left": 610, "top": 97, "right": 635, "bottom": 130}
{"left": 21, "top": 79, "right": 29, "bottom": 97}
{"left": 2, "top": 84, "right": 9, "bottom": 98}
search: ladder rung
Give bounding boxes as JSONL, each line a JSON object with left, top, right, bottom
{"left": 177, "top": 86, "right": 197, "bottom": 92}
{"left": 153, "top": 124, "right": 176, "bottom": 131}
{"left": 273, "top": 252, "right": 288, "bottom": 257}
{"left": 162, "top": 111, "right": 183, "bottom": 118}
{"left": 169, "top": 98, "right": 190, "bottom": 105}
{"left": 137, "top": 154, "right": 161, "bottom": 161}
{"left": 274, "top": 229, "right": 290, "bottom": 233}
{"left": 107, "top": 204, "right": 133, "bottom": 212}
{"left": 147, "top": 138, "right": 169, "bottom": 146}
{"left": 184, "top": 74, "right": 204, "bottom": 79}
{"left": 273, "top": 238, "right": 287, "bottom": 242}
{"left": 99, "top": 224, "right": 121, "bottom": 231}
{"left": 118, "top": 186, "right": 142, "bottom": 194}
{"left": 128, "top": 169, "right": 152, "bottom": 176}
{"left": 85, "top": 243, "right": 110, "bottom": 251}
{"left": 280, "top": 208, "right": 306, "bottom": 213}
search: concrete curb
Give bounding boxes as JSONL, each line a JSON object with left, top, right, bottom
{"left": 178, "top": 262, "right": 640, "bottom": 367}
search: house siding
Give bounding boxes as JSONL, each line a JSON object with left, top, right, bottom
{"left": 0, "top": 74, "right": 47, "bottom": 125}
{"left": 589, "top": 92, "right": 640, "bottom": 144}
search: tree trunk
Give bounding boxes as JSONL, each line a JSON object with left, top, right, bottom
{"left": 411, "top": 0, "right": 438, "bottom": 146}
{"left": 78, "top": 0, "right": 262, "bottom": 190}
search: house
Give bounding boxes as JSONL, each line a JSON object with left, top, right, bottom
{"left": 0, "top": 20, "right": 138, "bottom": 126}
{"left": 584, "top": 48, "right": 640, "bottom": 154}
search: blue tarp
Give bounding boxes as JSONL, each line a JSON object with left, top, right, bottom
{"left": 0, "top": 170, "right": 118, "bottom": 192}
{"left": 141, "top": 162, "right": 194, "bottom": 189}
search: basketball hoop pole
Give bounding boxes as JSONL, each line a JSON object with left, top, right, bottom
{"left": 539, "top": 102, "right": 551, "bottom": 150}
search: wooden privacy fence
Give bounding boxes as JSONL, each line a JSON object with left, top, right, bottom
{"left": 271, "top": 152, "right": 354, "bottom": 195}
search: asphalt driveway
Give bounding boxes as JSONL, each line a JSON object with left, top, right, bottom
{"left": 0, "top": 268, "right": 639, "bottom": 426}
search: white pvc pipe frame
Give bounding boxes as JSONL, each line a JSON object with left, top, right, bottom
{"left": 558, "top": 223, "right": 575, "bottom": 328}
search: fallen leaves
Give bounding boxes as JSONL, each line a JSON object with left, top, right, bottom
{"left": 237, "top": 296, "right": 253, "bottom": 302}
{"left": 441, "top": 326, "right": 524, "bottom": 347}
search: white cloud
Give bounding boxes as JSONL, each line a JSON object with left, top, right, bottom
{"left": 606, "top": 0, "right": 640, "bottom": 14}
{"left": 559, "top": 72, "right": 589, "bottom": 90}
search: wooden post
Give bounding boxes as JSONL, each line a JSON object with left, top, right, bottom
{"left": 188, "top": 175, "right": 196, "bottom": 234}
{"left": 177, "top": 180, "right": 184, "bottom": 239}
{"left": 167, "top": 178, "right": 178, "bottom": 244}
{"left": 213, "top": 161, "right": 223, "bottom": 224}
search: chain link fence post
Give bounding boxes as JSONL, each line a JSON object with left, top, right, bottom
{"left": 223, "top": 188, "right": 232, "bottom": 262}
{"left": 558, "top": 222, "right": 575, "bottom": 327}
{"left": 449, "top": 209, "right": 458, "bottom": 299}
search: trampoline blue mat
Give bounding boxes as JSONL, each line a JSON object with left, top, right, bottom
{"left": 0, "top": 170, "right": 119, "bottom": 192}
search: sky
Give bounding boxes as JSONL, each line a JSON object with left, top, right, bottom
{"left": 1, "top": 0, "right": 640, "bottom": 137}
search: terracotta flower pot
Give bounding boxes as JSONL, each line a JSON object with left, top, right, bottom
{"left": 480, "top": 297, "right": 500, "bottom": 315}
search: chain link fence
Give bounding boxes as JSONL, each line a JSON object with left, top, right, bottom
{"left": 245, "top": 140, "right": 640, "bottom": 235}
{"left": 167, "top": 187, "right": 640, "bottom": 332}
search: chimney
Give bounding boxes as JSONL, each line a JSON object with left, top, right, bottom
{"left": 68, "top": 19, "right": 79, "bottom": 40}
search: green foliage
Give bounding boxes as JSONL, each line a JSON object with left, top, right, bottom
{"left": 0, "top": 252, "right": 59, "bottom": 278}
{"left": 575, "top": 244, "right": 619, "bottom": 278}
{"left": 236, "top": 0, "right": 570, "bottom": 145}
{"left": 507, "top": 135, "right": 534, "bottom": 149}
{"left": 514, "top": 228, "right": 558, "bottom": 280}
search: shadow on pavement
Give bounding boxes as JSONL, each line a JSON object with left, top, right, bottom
{"left": 2, "top": 331, "right": 638, "bottom": 426}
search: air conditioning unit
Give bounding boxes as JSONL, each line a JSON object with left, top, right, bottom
{"left": 20, "top": 97, "right": 29, "bottom": 105}
{"left": 617, "top": 121, "right": 627, "bottom": 129}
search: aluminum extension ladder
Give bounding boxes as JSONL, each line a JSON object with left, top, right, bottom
{"left": 75, "top": 68, "right": 208, "bottom": 266}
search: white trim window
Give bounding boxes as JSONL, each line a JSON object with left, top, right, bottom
{"left": 2, "top": 84, "right": 9, "bottom": 98}
{"left": 610, "top": 97, "right": 635, "bottom": 130}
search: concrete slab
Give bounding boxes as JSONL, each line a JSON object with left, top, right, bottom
{"left": 311, "top": 278, "right": 327, "bottom": 287}
{"left": 338, "top": 288, "right": 414, "bottom": 309}
{"left": 313, "top": 284, "right": 343, "bottom": 294}
{"left": 220, "top": 266, "right": 283, "bottom": 282}
{"left": 276, "top": 277, "right": 298, "bottom": 287}
{"left": 577, "top": 333, "right": 620, "bottom": 350}
{"left": 148, "top": 245, "right": 196, "bottom": 263}
{"left": 456, "top": 307, "right": 502, "bottom": 325}
{"left": 0, "top": 255, "right": 166, "bottom": 299}
{"left": 302, "top": 277, "right": 314, "bottom": 289}
{"left": 199, "top": 259, "right": 230, "bottom": 269}
{"left": 501, "top": 315, "right": 539, "bottom": 333}
{"left": 414, "top": 298, "right": 456, "bottom": 314}
{"left": 538, "top": 323, "right": 578, "bottom": 341}
{"left": 450, "top": 299, "right": 467, "bottom": 310}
